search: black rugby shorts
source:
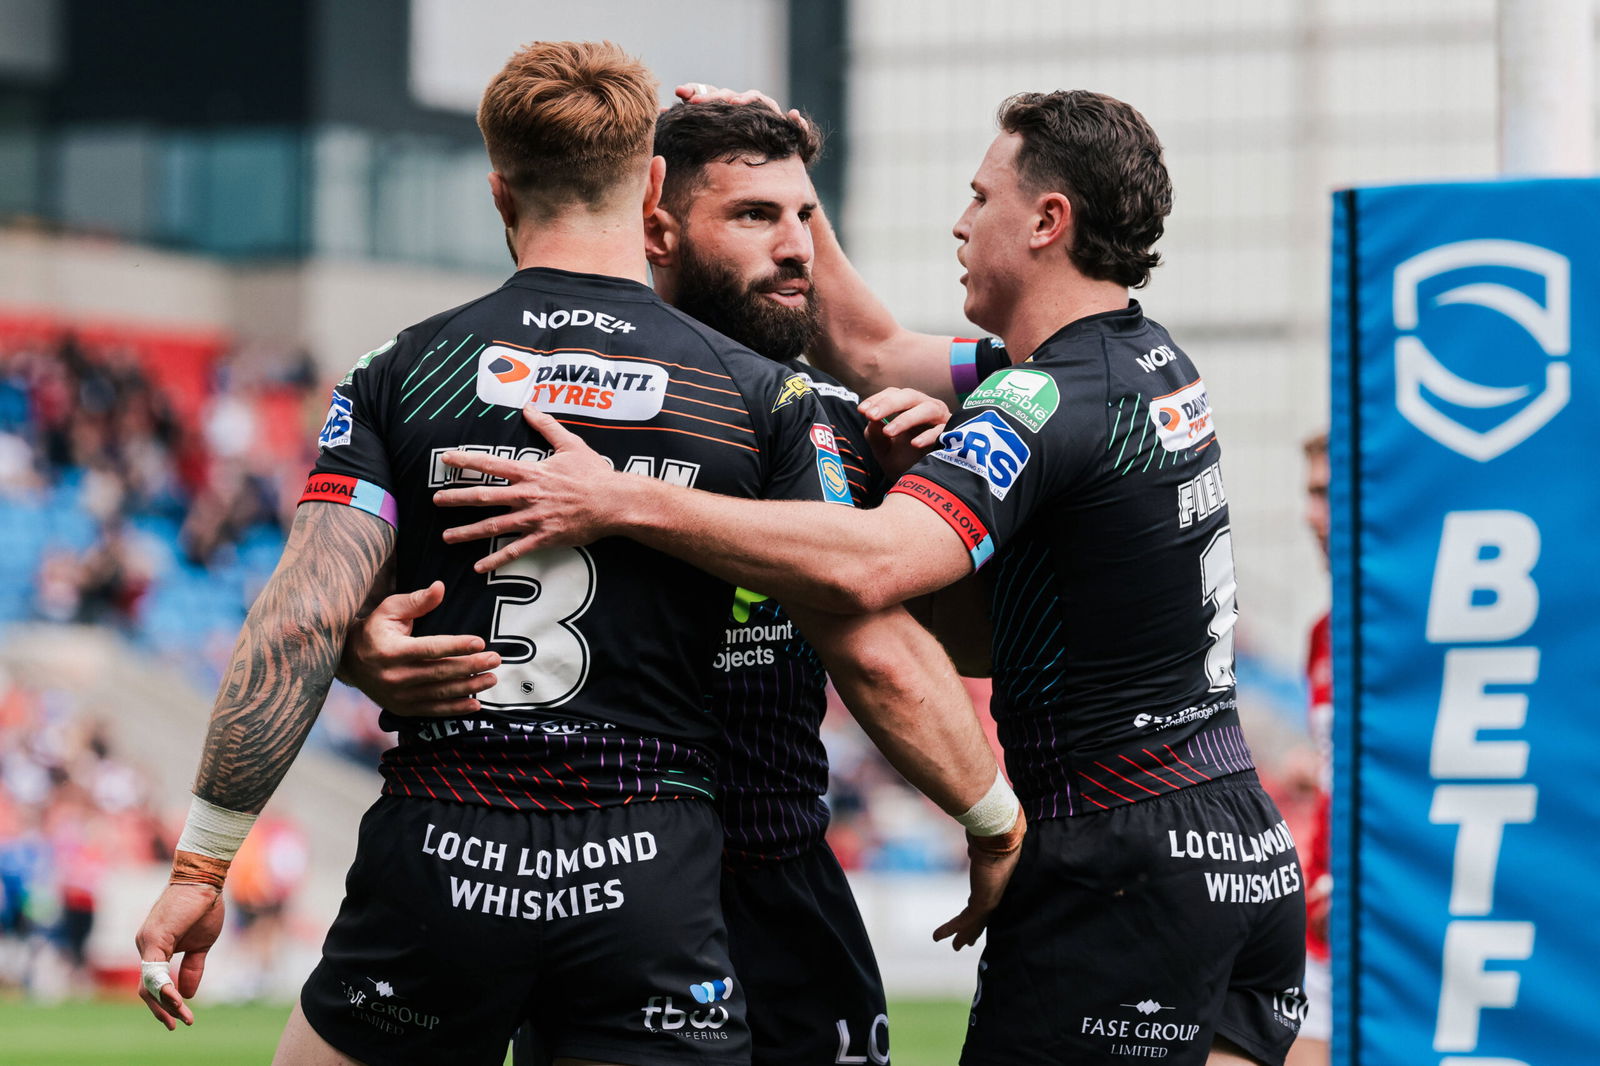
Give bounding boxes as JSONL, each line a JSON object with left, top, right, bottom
{"left": 722, "top": 842, "right": 889, "bottom": 1065}
{"left": 962, "top": 771, "right": 1307, "bottom": 1066}
{"left": 300, "top": 795, "right": 750, "bottom": 1065}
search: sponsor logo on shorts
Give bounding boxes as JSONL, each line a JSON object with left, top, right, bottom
{"left": 641, "top": 995, "right": 732, "bottom": 1040}
{"left": 423, "top": 824, "right": 657, "bottom": 923}
{"left": 771, "top": 373, "right": 814, "bottom": 412}
{"left": 523, "top": 307, "right": 636, "bottom": 334}
{"left": 337, "top": 976, "right": 442, "bottom": 1034}
{"left": 1148, "top": 379, "right": 1215, "bottom": 452}
{"left": 338, "top": 337, "right": 396, "bottom": 387}
{"left": 932, "top": 411, "right": 1031, "bottom": 499}
{"left": 811, "top": 422, "right": 854, "bottom": 505}
{"left": 962, "top": 368, "right": 1060, "bottom": 431}
{"left": 1081, "top": 999, "right": 1202, "bottom": 1057}
{"left": 690, "top": 977, "right": 734, "bottom": 1004}
{"left": 836, "top": 1014, "right": 890, "bottom": 1064}
{"left": 1273, "top": 987, "right": 1309, "bottom": 1030}
{"left": 318, "top": 390, "right": 354, "bottom": 449}
{"left": 475, "top": 346, "right": 667, "bottom": 420}
{"left": 1177, "top": 463, "right": 1227, "bottom": 528}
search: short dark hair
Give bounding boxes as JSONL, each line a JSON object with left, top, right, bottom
{"left": 477, "top": 40, "right": 658, "bottom": 215}
{"left": 997, "top": 90, "right": 1172, "bottom": 289}
{"left": 654, "top": 101, "right": 823, "bottom": 215}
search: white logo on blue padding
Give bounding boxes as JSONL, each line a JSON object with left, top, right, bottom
{"left": 318, "top": 391, "right": 354, "bottom": 449}
{"left": 932, "top": 411, "right": 1030, "bottom": 499}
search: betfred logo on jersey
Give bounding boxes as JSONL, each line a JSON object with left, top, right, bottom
{"left": 476, "top": 346, "right": 667, "bottom": 421}
{"left": 1148, "top": 379, "right": 1215, "bottom": 452}
{"left": 932, "top": 411, "right": 1031, "bottom": 499}
{"left": 810, "top": 422, "right": 853, "bottom": 505}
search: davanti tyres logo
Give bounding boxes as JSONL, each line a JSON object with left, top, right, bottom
{"left": 475, "top": 346, "right": 668, "bottom": 421}
{"left": 1147, "top": 379, "right": 1214, "bottom": 453}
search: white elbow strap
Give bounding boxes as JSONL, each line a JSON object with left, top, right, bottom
{"left": 956, "top": 770, "right": 1021, "bottom": 837}
{"left": 175, "top": 795, "right": 257, "bottom": 863}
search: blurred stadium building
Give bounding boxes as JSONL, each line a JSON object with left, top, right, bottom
{"left": 0, "top": 0, "right": 1548, "bottom": 1003}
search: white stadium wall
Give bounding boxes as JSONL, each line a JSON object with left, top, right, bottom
{"left": 839, "top": 0, "right": 1522, "bottom": 671}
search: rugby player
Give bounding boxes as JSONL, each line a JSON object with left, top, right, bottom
{"left": 132, "top": 43, "right": 1012, "bottom": 1066}
{"left": 432, "top": 89, "right": 1308, "bottom": 1066}
{"left": 344, "top": 99, "right": 1012, "bottom": 1066}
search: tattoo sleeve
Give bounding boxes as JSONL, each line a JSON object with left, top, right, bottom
{"left": 192, "top": 502, "right": 395, "bottom": 813}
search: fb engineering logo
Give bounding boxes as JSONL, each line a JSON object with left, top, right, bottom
{"left": 1393, "top": 239, "right": 1570, "bottom": 461}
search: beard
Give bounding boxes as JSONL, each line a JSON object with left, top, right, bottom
{"left": 672, "top": 243, "right": 820, "bottom": 363}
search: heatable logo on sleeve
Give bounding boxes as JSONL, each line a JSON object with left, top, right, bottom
{"left": 962, "top": 368, "right": 1060, "bottom": 431}
{"left": 475, "top": 346, "right": 667, "bottom": 421}
{"left": 932, "top": 411, "right": 1031, "bottom": 499}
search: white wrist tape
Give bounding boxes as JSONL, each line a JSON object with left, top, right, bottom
{"left": 141, "top": 960, "right": 174, "bottom": 999}
{"left": 175, "top": 795, "right": 257, "bottom": 862}
{"left": 956, "top": 770, "right": 1021, "bottom": 837}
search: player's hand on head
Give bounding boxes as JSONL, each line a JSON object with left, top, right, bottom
{"left": 434, "top": 408, "right": 625, "bottom": 571}
{"left": 859, "top": 387, "right": 951, "bottom": 479}
{"left": 674, "top": 83, "right": 808, "bottom": 130}
{"left": 933, "top": 809, "right": 1026, "bottom": 951}
{"left": 135, "top": 882, "right": 226, "bottom": 1029}
{"left": 339, "top": 581, "right": 500, "bottom": 717}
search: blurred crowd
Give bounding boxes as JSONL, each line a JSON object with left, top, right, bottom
{"left": 0, "top": 665, "right": 166, "bottom": 996}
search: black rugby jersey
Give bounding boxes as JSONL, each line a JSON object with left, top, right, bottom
{"left": 891, "top": 302, "right": 1252, "bottom": 820}
{"left": 713, "top": 362, "right": 884, "bottom": 864}
{"left": 302, "top": 267, "right": 838, "bottom": 811}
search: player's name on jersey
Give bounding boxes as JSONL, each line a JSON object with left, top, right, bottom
{"left": 409, "top": 715, "right": 618, "bottom": 743}
{"left": 427, "top": 445, "right": 700, "bottom": 490}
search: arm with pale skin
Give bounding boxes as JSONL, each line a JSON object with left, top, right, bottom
{"left": 135, "top": 502, "right": 394, "bottom": 1029}
{"left": 810, "top": 203, "right": 970, "bottom": 407}
{"left": 436, "top": 410, "right": 972, "bottom": 615}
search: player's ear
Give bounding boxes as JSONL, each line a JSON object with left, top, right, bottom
{"left": 643, "top": 155, "right": 667, "bottom": 217}
{"left": 488, "top": 172, "right": 518, "bottom": 231}
{"left": 646, "top": 204, "right": 682, "bottom": 268}
{"left": 1029, "top": 190, "right": 1072, "bottom": 252}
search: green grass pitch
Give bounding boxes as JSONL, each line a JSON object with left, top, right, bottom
{"left": 0, "top": 997, "right": 969, "bottom": 1065}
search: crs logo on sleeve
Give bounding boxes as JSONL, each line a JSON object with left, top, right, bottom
{"left": 810, "top": 423, "right": 853, "bottom": 505}
{"left": 931, "top": 411, "right": 1031, "bottom": 499}
{"left": 317, "top": 390, "right": 354, "bottom": 449}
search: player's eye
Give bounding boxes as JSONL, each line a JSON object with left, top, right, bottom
{"left": 798, "top": 209, "right": 814, "bottom": 224}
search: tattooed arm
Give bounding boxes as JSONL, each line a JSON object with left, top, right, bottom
{"left": 135, "top": 502, "right": 394, "bottom": 1029}
{"left": 192, "top": 502, "right": 395, "bottom": 811}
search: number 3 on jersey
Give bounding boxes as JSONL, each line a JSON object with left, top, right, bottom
{"left": 1200, "top": 527, "right": 1238, "bottom": 691}
{"left": 478, "top": 539, "right": 596, "bottom": 710}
